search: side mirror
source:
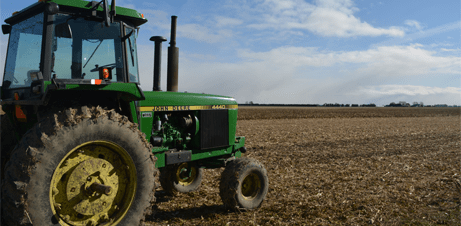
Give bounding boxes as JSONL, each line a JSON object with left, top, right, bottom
{"left": 2, "top": 24, "right": 11, "bottom": 35}
{"left": 55, "top": 23, "right": 72, "bottom": 39}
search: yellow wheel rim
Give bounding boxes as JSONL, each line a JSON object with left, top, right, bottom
{"left": 241, "top": 173, "right": 261, "bottom": 200}
{"left": 175, "top": 163, "right": 197, "bottom": 186}
{"left": 49, "top": 141, "right": 137, "bottom": 226}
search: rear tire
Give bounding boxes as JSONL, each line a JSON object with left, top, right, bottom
{"left": 1, "top": 106, "right": 158, "bottom": 226}
{"left": 160, "top": 162, "right": 203, "bottom": 196}
{"left": 219, "top": 157, "right": 269, "bottom": 210}
{"left": 1, "top": 113, "right": 18, "bottom": 181}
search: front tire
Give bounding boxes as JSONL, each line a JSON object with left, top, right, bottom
{"left": 160, "top": 162, "right": 203, "bottom": 196}
{"left": 1, "top": 106, "right": 157, "bottom": 226}
{"left": 219, "top": 157, "right": 269, "bottom": 210}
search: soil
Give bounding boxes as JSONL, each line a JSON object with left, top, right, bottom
{"left": 146, "top": 107, "right": 460, "bottom": 225}
{"left": 2, "top": 106, "right": 459, "bottom": 225}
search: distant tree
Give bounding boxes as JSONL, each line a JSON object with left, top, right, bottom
{"left": 249, "top": 101, "right": 254, "bottom": 105}
{"left": 420, "top": 102, "right": 424, "bottom": 106}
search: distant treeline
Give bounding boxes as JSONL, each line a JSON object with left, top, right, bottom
{"left": 239, "top": 103, "right": 460, "bottom": 107}
{"left": 385, "top": 101, "right": 459, "bottom": 107}
{"left": 238, "top": 103, "right": 376, "bottom": 107}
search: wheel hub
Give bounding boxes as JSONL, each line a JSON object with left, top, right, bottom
{"left": 67, "top": 158, "right": 117, "bottom": 216}
{"left": 176, "top": 163, "right": 196, "bottom": 186}
{"left": 241, "top": 173, "right": 261, "bottom": 200}
{"left": 50, "top": 141, "right": 137, "bottom": 226}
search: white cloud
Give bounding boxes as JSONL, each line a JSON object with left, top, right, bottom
{"left": 136, "top": 43, "right": 460, "bottom": 105}
{"left": 177, "top": 23, "right": 234, "bottom": 43}
{"left": 359, "top": 85, "right": 461, "bottom": 96}
{"left": 375, "top": 21, "right": 461, "bottom": 47}
{"left": 236, "top": 44, "right": 460, "bottom": 76}
{"left": 354, "top": 85, "right": 461, "bottom": 105}
{"left": 215, "top": 16, "right": 243, "bottom": 27}
{"left": 441, "top": 48, "right": 460, "bottom": 52}
{"left": 405, "top": 20, "right": 423, "bottom": 30}
{"left": 247, "top": 0, "right": 405, "bottom": 37}
{"left": 138, "top": 11, "right": 240, "bottom": 43}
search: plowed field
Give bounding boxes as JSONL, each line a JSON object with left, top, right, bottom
{"left": 147, "top": 107, "right": 460, "bottom": 225}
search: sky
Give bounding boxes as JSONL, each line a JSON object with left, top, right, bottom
{"left": 1, "top": 0, "right": 460, "bottom": 105}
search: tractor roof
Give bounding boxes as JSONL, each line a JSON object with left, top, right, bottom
{"left": 5, "top": 0, "right": 147, "bottom": 26}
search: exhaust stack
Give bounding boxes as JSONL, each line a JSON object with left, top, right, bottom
{"left": 167, "top": 16, "right": 179, "bottom": 92}
{"left": 150, "top": 36, "right": 166, "bottom": 91}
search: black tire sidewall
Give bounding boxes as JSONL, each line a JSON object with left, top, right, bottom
{"left": 220, "top": 157, "right": 269, "bottom": 210}
{"left": 161, "top": 163, "right": 203, "bottom": 195}
{"left": 27, "top": 118, "right": 155, "bottom": 225}
{"left": 235, "top": 165, "right": 268, "bottom": 209}
{"left": 172, "top": 165, "right": 203, "bottom": 193}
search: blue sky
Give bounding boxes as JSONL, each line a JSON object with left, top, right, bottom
{"left": 1, "top": 0, "right": 460, "bottom": 105}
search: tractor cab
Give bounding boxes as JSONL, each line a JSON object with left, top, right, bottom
{"left": 1, "top": 0, "right": 146, "bottom": 102}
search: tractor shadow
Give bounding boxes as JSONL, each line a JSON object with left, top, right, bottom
{"left": 146, "top": 190, "right": 230, "bottom": 222}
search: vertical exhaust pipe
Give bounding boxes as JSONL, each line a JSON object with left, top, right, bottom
{"left": 167, "top": 15, "right": 179, "bottom": 92}
{"left": 150, "top": 36, "right": 166, "bottom": 91}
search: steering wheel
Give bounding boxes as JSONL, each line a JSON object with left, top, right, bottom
{"left": 90, "top": 63, "right": 116, "bottom": 72}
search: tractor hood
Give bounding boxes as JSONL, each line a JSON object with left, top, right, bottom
{"left": 138, "top": 91, "right": 238, "bottom": 111}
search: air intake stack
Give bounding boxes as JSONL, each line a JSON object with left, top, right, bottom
{"left": 167, "top": 16, "right": 179, "bottom": 92}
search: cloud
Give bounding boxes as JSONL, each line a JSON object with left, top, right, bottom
{"left": 136, "top": 43, "right": 460, "bottom": 105}
{"left": 359, "top": 85, "right": 461, "bottom": 96}
{"left": 215, "top": 16, "right": 243, "bottom": 27}
{"left": 354, "top": 85, "right": 461, "bottom": 105}
{"left": 441, "top": 48, "right": 460, "bottom": 52}
{"left": 247, "top": 0, "right": 405, "bottom": 37}
{"left": 405, "top": 20, "right": 423, "bottom": 30}
{"left": 237, "top": 44, "right": 460, "bottom": 76}
{"left": 177, "top": 23, "right": 234, "bottom": 43}
{"left": 375, "top": 21, "right": 461, "bottom": 47}
{"left": 138, "top": 11, "right": 240, "bottom": 43}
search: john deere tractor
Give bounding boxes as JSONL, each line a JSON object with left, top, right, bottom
{"left": 0, "top": 0, "right": 269, "bottom": 225}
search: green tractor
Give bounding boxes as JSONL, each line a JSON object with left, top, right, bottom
{"left": 0, "top": 0, "right": 269, "bottom": 225}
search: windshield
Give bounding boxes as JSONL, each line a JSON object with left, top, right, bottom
{"left": 3, "top": 13, "right": 44, "bottom": 88}
{"left": 52, "top": 14, "right": 124, "bottom": 81}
